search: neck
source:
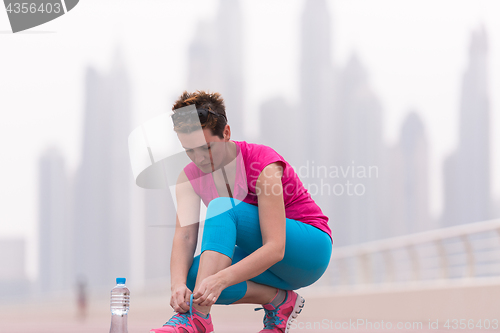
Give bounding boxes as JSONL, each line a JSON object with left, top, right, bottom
{"left": 223, "top": 140, "right": 237, "bottom": 166}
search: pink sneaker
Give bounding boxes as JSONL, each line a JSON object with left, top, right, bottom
{"left": 255, "top": 290, "right": 305, "bottom": 332}
{"left": 150, "top": 294, "right": 214, "bottom": 333}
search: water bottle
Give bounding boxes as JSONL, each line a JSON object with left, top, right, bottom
{"left": 109, "top": 277, "right": 130, "bottom": 333}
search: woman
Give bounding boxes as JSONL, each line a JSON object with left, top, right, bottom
{"left": 150, "top": 91, "right": 333, "bottom": 333}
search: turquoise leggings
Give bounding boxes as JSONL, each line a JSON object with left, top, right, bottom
{"left": 186, "top": 197, "right": 333, "bottom": 304}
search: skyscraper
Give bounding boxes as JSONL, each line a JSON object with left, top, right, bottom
{"left": 442, "top": 26, "right": 491, "bottom": 227}
{"left": 331, "top": 53, "right": 384, "bottom": 245}
{"left": 186, "top": 0, "right": 245, "bottom": 139}
{"left": 299, "top": 0, "right": 335, "bottom": 166}
{"left": 297, "top": 1, "right": 387, "bottom": 245}
{"left": 38, "top": 146, "right": 71, "bottom": 292}
{"left": 297, "top": 0, "right": 338, "bottom": 244}
{"left": 258, "top": 97, "right": 299, "bottom": 166}
{"left": 386, "top": 112, "right": 432, "bottom": 236}
{"left": 0, "top": 238, "right": 29, "bottom": 297}
{"left": 73, "top": 50, "right": 132, "bottom": 287}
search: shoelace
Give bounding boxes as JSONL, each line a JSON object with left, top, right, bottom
{"left": 254, "top": 307, "right": 284, "bottom": 329}
{"left": 164, "top": 294, "right": 194, "bottom": 327}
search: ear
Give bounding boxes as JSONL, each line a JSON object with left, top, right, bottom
{"left": 224, "top": 124, "right": 231, "bottom": 140}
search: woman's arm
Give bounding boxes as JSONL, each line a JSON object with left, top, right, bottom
{"left": 215, "top": 162, "right": 286, "bottom": 287}
{"left": 170, "top": 170, "right": 200, "bottom": 310}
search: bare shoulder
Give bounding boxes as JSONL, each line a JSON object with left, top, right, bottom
{"left": 258, "top": 162, "right": 284, "bottom": 181}
{"left": 175, "top": 169, "right": 201, "bottom": 228}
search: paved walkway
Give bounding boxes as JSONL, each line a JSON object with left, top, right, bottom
{"left": 1, "top": 286, "right": 499, "bottom": 333}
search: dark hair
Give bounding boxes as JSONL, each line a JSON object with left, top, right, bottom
{"left": 172, "top": 90, "right": 227, "bottom": 138}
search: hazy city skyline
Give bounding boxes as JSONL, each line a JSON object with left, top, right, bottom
{"left": 32, "top": 1, "right": 499, "bottom": 293}
{"left": 1, "top": 0, "right": 499, "bottom": 285}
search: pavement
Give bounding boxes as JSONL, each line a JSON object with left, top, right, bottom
{"left": 1, "top": 285, "right": 500, "bottom": 333}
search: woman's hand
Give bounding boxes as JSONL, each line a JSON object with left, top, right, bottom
{"left": 192, "top": 272, "right": 227, "bottom": 307}
{"left": 170, "top": 284, "right": 192, "bottom": 313}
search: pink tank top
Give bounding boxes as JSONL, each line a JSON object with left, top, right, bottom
{"left": 183, "top": 140, "right": 332, "bottom": 242}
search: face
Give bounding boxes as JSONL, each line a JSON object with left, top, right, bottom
{"left": 177, "top": 127, "right": 228, "bottom": 172}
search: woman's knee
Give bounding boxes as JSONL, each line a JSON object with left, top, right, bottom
{"left": 205, "top": 197, "right": 242, "bottom": 220}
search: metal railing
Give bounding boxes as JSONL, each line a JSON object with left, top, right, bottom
{"left": 318, "top": 218, "right": 500, "bottom": 288}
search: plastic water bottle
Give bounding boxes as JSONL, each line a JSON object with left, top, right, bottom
{"left": 109, "top": 277, "right": 130, "bottom": 333}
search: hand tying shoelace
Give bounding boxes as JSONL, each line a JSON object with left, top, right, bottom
{"left": 149, "top": 293, "right": 214, "bottom": 333}
{"left": 163, "top": 294, "right": 194, "bottom": 328}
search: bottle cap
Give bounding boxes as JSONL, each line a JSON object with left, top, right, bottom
{"left": 116, "top": 277, "right": 126, "bottom": 284}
